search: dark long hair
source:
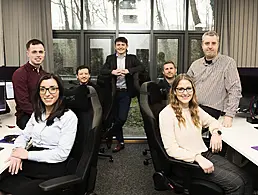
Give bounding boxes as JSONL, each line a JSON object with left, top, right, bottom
{"left": 34, "top": 73, "right": 67, "bottom": 126}
{"left": 169, "top": 73, "right": 200, "bottom": 127}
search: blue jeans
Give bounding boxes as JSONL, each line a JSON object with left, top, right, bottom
{"left": 111, "top": 91, "right": 131, "bottom": 143}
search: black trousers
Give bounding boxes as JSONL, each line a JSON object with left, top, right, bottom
{"left": 16, "top": 113, "right": 31, "bottom": 130}
{"left": 111, "top": 91, "right": 131, "bottom": 143}
{"left": 192, "top": 151, "right": 253, "bottom": 195}
{"left": 0, "top": 148, "right": 67, "bottom": 195}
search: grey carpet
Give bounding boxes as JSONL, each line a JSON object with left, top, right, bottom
{"left": 94, "top": 143, "right": 177, "bottom": 195}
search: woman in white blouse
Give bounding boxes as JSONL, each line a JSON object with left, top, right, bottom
{"left": 159, "top": 73, "right": 252, "bottom": 195}
{"left": 0, "top": 74, "right": 78, "bottom": 195}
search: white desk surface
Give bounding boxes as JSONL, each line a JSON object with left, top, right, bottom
{"left": 0, "top": 100, "right": 21, "bottom": 174}
{"left": 221, "top": 114, "right": 258, "bottom": 166}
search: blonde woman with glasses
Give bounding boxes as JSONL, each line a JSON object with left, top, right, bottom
{"left": 159, "top": 73, "right": 252, "bottom": 195}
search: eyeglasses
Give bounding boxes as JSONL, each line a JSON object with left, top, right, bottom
{"left": 176, "top": 87, "right": 193, "bottom": 93}
{"left": 39, "top": 87, "right": 59, "bottom": 95}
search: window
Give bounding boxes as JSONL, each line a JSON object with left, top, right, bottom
{"left": 189, "top": 38, "right": 204, "bottom": 67}
{"left": 119, "top": 34, "right": 150, "bottom": 137}
{"left": 89, "top": 38, "right": 112, "bottom": 76}
{"left": 83, "top": 0, "right": 116, "bottom": 30}
{"left": 53, "top": 39, "right": 78, "bottom": 75}
{"left": 154, "top": 0, "right": 185, "bottom": 30}
{"left": 156, "top": 38, "right": 179, "bottom": 78}
{"left": 188, "top": 0, "right": 214, "bottom": 31}
{"left": 51, "top": 0, "right": 81, "bottom": 30}
{"left": 51, "top": 0, "right": 215, "bottom": 139}
{"left": 119, "top": 0, "right": 151, "bottom": 30}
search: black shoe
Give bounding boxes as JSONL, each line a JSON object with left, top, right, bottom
{"left": 112, "top": 143, "right": 125, "bottom": 153}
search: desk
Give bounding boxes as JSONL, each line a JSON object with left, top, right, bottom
{"left": 0, "top": 100, "right": 21, "bottom": 174}
{"left": 221, "top": 114, "right": 258, "bottom": 166}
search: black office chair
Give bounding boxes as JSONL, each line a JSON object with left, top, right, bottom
{"left": 141, "top": 81, "right": 170, "bottom": 166}
{"left": 96, "top": 74, "right": 114, "bottom": 162}
{"left": 39, "top": 85, "right": 102, "bottom": 195}
{"left": 139, "top": 81, "right": 224, "bottom": 195}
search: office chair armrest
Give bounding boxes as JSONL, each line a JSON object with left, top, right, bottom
{"left": 39, "top": 174, "right": 81, "bottom": 191}
{"left": 158, "top": 142, "right": 201, "bottom": 169}
{"left": 167, "top": 157, "right": 200, "bottom": 169}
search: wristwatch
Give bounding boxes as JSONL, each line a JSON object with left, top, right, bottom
{"left": 212, "top": 130, "right": 222, "bottom": 135}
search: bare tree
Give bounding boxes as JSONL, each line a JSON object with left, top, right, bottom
{"left": 190, "top": 0, "right": 201, "bottom": 26}
{"left": 84, "top": 0, "right": 91, "bottom": 29}
{"left": 109, "top": 0, "right": 116, "bottom": 25}
{"left": 71, "top": 0, "right": 75, "bottom": 29}
{"left": 60, "top": 0, "right": 69, "bottom": 30}
{"left": 73, "top": 0, "right": 81, "bottom": 24}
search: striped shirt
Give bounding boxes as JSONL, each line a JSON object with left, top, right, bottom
{"left": 187, "top": 53, "right": 242, "bottom": 117}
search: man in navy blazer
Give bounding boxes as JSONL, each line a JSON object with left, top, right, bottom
{"left": 101, "top": 37, "right": 143, "bottom": 152}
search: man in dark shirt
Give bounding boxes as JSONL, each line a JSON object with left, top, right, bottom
{"left": 12, "top": 39, "right": 46, "bottom": 130}
{"left": 65, "top": 65, "right": 103, "bottom": 110}
{"left": 158, "top": 60, "right": 177, "bottom": 100}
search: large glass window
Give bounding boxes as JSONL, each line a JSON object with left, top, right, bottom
{"left": 51, "top": 0, "right": 214, "bottom": 139}
{"left": 89, "top": 38, "right": 112, "bottom": 77}
{"left": 156, "top": 38, "right": 179, "bottom": 78}
{"left": 119, "top": 34, "right": 150, "bottom": 137}
{"left": 119, "top": 0, "right": 151, "bottom": 30}
{"left": 189, "top": 38, "right": 204, "bottom": 67}
{"left": 51, "top": 0, "right": 81, "bottom": 30}
{"left": 53, "top": 39, "right": 78, "bottom": 75}
{"left": 83, "top": 0, "right": 116, "bottom": 30}
{"left": 119, "top": 34, "right": 150, "bottom": 72}
{"left": 188, "top": 0, "right": 214, "bottom": 31}
{"left": 154, "top": 0, "right": 185, "bottom": 30}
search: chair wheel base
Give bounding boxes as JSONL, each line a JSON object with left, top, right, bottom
{"left": 143, "top": 159, "right": 149, "bottom": 165}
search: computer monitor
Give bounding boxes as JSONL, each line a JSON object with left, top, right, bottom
{"left": 238, "top": 68, "right": 258, "bottom": 97}
{"left": 0, "top": 66, "right": 18, "bottom": 81}
{"left": 238, "top": 68, "right": 258, "bottom": 113}
{"left": 0, "top": 82, "right": 6, "bottom": 112}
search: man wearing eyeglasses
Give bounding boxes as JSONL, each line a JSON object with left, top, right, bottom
{"left": 12, "top": 39, "right": 47, "bottom": 130}
{"left": 187, "top": 31, "right": 242, "bottom": 128}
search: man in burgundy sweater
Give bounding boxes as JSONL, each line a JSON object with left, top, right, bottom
{"left": 12, "top": 39, "right": 47, "bottom": 130}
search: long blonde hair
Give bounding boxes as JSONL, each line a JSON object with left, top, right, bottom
{"left": 169, "top": 73, "right": 200, "bottom": 127}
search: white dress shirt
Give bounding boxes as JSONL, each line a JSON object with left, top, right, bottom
{"left": 14, "top": 109, "right": 78, "bottom": 163}
{"left": 116, "top": 55, "right": 127, "bottom": 89}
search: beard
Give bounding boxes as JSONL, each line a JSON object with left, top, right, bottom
{"left": 164, "top": 74, "right": 175, "bottom": 80}
{"left": 204, "top": 51, "right": 217, "bottom": 59}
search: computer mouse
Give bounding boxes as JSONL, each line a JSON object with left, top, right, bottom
{"left": 4, "top": 135, "right": 19, "bottom": 143}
